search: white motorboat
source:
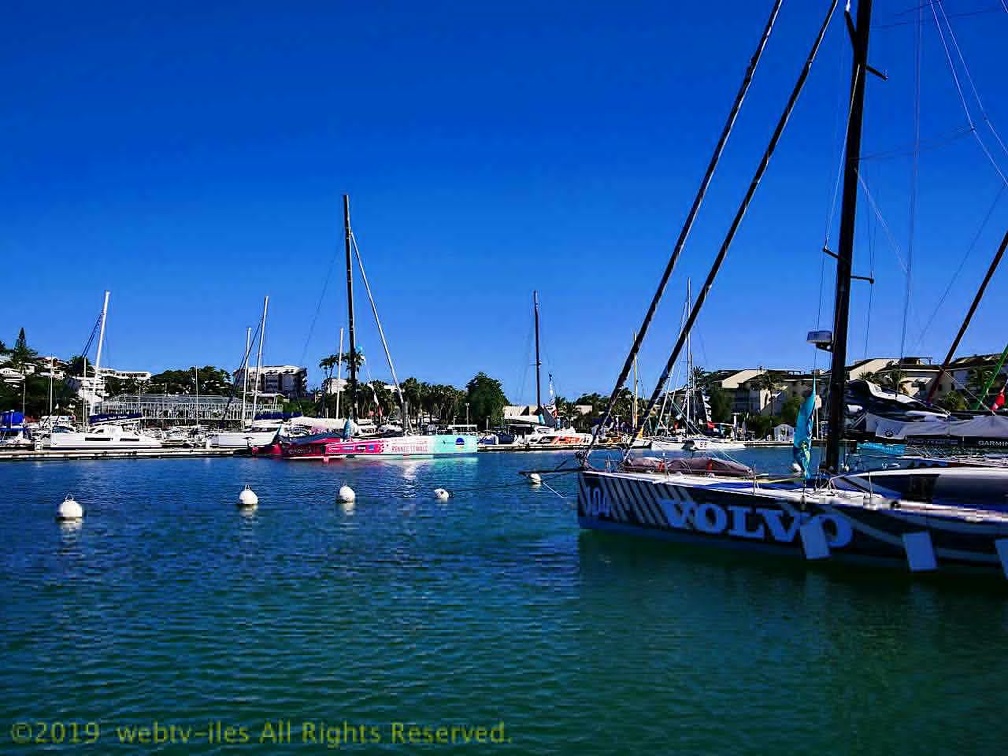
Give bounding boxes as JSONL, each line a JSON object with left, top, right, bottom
{"left": 48, "top": 423, "right": 162, "bottom": 450}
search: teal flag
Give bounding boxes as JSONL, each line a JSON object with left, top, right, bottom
{"left": 792, "top": 380, "right": 816, "bottom": 478}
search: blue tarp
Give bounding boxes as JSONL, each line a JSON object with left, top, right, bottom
{"left": 1, "top": 410, "right": 25, "bottom": 429}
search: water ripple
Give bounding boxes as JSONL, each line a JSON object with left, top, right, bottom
{"left": 2, "top": 451, "right": 1007, "bottom": 753}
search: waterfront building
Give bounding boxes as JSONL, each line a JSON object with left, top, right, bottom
{"left": 234, "top": 365, "right": 308, "bottom": 400}
{"left": 100, "top": 391, "right": 283, "bottom": 426}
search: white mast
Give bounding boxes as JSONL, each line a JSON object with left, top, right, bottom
{"left": 47, "top": 355, "right": 54, "bottom": 419}
{"left": 194, "top": 365, "right": 199, "bottom": 428}
{"left": 250, "top": 296, "right": 268, "bottom": 423}
{"left": 90, "top": 290, "right": 110, "bottom": 419}
{"left": 241, "top": 327, "right": 251, "bottom": 428}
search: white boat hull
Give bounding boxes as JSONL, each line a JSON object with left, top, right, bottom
{"left": 209, "top": 430, "right": 279, "bottom": 448}
{"left": 49, "top": 428, "right": 162, "bottom": 450}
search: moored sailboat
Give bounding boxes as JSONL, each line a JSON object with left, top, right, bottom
{"left": 576, "top": 0, "right": 1008, "bottom": 578}
{"left": 52, "top": 291, "right": 162, "bottom": 450}
{"left": 280, "top": 196, "right": 477, "bottom": 460}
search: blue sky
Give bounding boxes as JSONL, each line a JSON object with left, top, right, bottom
{"left": 3, "top": 1, "right": 1007, "bottom": 402}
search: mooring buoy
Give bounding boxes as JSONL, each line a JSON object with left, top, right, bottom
{"left": 56, "top": 495, "right": 83, "bottom": 521}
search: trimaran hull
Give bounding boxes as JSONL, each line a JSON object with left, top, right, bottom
{"left": 282, "top": 434, "right": 478, "bottom": 460}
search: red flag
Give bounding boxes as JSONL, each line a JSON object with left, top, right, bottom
{"left": 992, "top": 388, "right": 1005, "bottom": 412}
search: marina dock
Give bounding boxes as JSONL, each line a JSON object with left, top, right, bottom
{"left": 0, "top": 446, "right": 239, "bottom": 462}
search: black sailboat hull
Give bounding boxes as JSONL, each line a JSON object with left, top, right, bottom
{"left": 577, "top": 470, "right": 1008, "bottom": 576}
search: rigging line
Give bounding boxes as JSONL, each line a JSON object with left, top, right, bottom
{"left": 899, "top": 0, "right": 924, "bottom": 379}
{"left": 857, "top": 173, "right": 910, "bottom": 276}
{"left": 937, "top": 1, "right": 1008, "bottom": 163}
{"left": 859, "top": 125, "right": 973, "bottom": 161}
{"left": 583, "top": 0, "right": 786, "bottom": 459}
{"left": 925, "top": 224, "right": 1008, "bottom": 403}
{"left": 296, "top": 222, "right": 343, "bottom": 370}
{"left": 625, "top": 0, "right": 840, "bottom": 456}
{"left": 862, "top": 194, "right": 878, "bottom": 361}
{"left": 877, "top": 4, "right": 1005, "bottom": 29}
{"left": 518, "top": 309, "right": 534, "bottom": 406}
{"left": 218, "top": 321, "right": 263, "bottom": 419}
{"left": 928, "top": 0, "right": 1008, "bottom": 186}
{"left": 350, "top": 231, "right": 407, "bottom": 415}
{"left": 911, "top": 183, "right": 1007, "bottom": 353}
{"left": 819, "top": 30, "right": 857, "bottom": 330}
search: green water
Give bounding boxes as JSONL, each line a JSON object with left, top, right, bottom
{"left": 2, "top": 450, "right": 1007, "bottom": 754}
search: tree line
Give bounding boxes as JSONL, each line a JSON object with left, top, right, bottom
{"left": 8, "top": 326, "right": 997, "bottom": 431}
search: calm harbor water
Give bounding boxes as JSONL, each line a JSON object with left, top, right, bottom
{"left": 2, "top": 448, "right": 1007, "bottom": 754}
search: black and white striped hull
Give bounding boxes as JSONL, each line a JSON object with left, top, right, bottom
{"left": 577, "top": 470, "right": 1008, "bottom": 577}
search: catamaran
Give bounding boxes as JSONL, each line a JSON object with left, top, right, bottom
{"left": 51, "top": 291, "right": 162, "bottom": 450}
{"left": 575, "top": 0, "right": 1008, "bottom": 578}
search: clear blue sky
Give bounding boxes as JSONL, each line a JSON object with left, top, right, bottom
{"left": 3, "top": 1, "right": 1007, "bottom": 402}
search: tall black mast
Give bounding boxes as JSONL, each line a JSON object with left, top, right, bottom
{"left": 533, "top": 290, "right": 542, "bottom": 413}
{"left": 343, "top": 194, "right": 358, "bottom": 423}
{"left": 825, "top": 0, "right": 874, "bottom": 473}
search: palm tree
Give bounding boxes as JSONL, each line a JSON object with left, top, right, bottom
{"left": 756, "top": 368, "right": 780, "bottom": 415}
{"left": 318, "top": 354, "right": 340, "bottom": 382}
{"left": 401, "top": 377, "right": 422, "bottom": 428}
{"left": 365, "top": 380, "right": 395, "bottom": 421}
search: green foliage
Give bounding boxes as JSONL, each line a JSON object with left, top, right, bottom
{"left": 284, "top": 398, "right": 317, "bottom": 417}
{"left": 966, "top": 367, "right": 995, "bottom": 408}
{"left": 11, "top": 328, "right": 37, "bottom": 368}
{"left": 937, "top": 389, "right": 967, "bottom": 412}
{"left": 779, "top": 396, "right": 802, "bottom": 427}
{"left": 572, "top": 392, "right": 608, "bottom": 430}
{"left": 466, "top": 372, "right": 509, "bottom": 428}
{"left": 707, "top": 385, "right": 733, "bottom": 424}
{"left": 746, "top": 413, "right": 775, "bottom": 439}
{"left": 362, "top": 380, "right": 396, "bottom": 421}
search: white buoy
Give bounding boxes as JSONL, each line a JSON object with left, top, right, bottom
{"left": 433, "top": 487, "right": 450, "bottom": 501}
{"left": 338, "top": 484, "right": 356, "bottom": 503}
{"left": 528, "top": 473, "right": 542, "bottom": 486}
{"left": 56, "top": 495, "right": 83, "bottom": 521}
{"left": 238, "top": 485, "right": 259, "bottom": 508}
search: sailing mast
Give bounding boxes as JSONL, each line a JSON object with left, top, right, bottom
{"left": 533, "top": 290, "right": 543, "bottom": 416}
{"left": 90, "top": 290, "right": 111, "bottom": 420}
{"left": 241, "top": 327, "right": 251, "bottom": 427}
{"left": 823, "top": 0, "right": 874, "bottom": 473}
{"left": 343, "top": 194, "right": 358, "bottom": 423}
{"left": 685, "top": 279, "right": 692, "bottom": 432}
{"left": 632, "top": 333, "right": 638, "bottom": 429}
{"left": 250, "top": 296, "right": 268, "bottom": 424}
{"left": 333, "top": 327, "right": 344, "bottom": 420}
{"left": 924, "top": 227, "right": 1008, "bottom": 405}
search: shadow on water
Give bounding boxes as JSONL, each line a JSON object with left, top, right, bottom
{"left": 575, "top": 529, "right": 1008, "bottom": 601}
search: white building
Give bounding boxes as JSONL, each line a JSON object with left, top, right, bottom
{"left": 234, "top": 365, "right": 308, "bottom": 400}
